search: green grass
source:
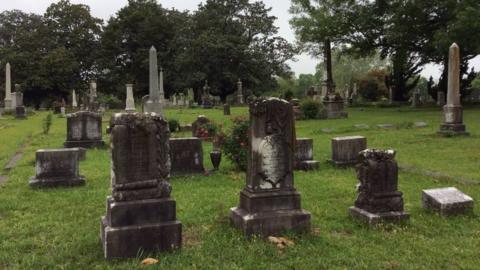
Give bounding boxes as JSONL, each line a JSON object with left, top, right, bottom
{"left": 1, "top": 106, "right": 480, "bottom": 269}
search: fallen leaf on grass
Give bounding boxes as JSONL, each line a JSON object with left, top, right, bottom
{"left": 268, "top": 236, "right": 295, "bottom": 249}
{"left": 141, "top": 258, "right": 159, "bottom": 266}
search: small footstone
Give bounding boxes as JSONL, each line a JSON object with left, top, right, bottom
{"left": 321, "top": 128, "right": 335, "bottom": 133}
{"left": 377, "top": 124, "right": 394, "bottom": 129}
{"left": 354, "top": 124, "right": 369, "bottom": 129}
{"left": 422, "top": 187, "right": 474, "bottom": 216}
{"left": 414, "top": 121, "right": 428, "bottom": 128}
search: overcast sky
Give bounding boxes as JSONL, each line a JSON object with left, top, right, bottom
{"left": 1, "top": 0, "right": 477, "bottom": 79}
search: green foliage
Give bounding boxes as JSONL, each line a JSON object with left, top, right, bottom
{"left": 357, "top": 69, "right": 389, "bottom": 101}
{"left": 221, "top": 116, "right": 249, "bottom": 170}
{"left": 283, "top": 90, "right": 294, "bottom": 101}
{"left": 97, "top": 94, "right": 122, "bottom": 109}
{"left": 42, "top": 113, "right": 52, "bottom": 135}
{"left": 300, "top": 99, "right": 321, "bottom": 119}
{"left": 168, "top": 119, "right": 180, "bottom": 133}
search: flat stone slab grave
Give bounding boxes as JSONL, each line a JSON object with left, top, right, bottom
{"left": 422, "top": 187, "right": 474, "bottom": 216}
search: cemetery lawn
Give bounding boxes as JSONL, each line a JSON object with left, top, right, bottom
{"left": 1, "top": 106, "right": 480, "bottom": 269}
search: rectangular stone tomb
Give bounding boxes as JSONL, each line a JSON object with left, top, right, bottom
{"left": 169, "top": 137, "right": 205, "bottom": 175}
{"left": 331, "top": 136, "right": 367, "bottom": 166}
{"left": 230, "top": 98, "right": 311, "bottom": 237}
{"left": 422, "top": 187, "right": 474, "bottom": 216}
{"left": 350, "top": 149, "right": 409, "bottom": 226}
{"left": 101, "top": 113, "right": 181, "bottom": 259}
{"left": 294, "top": 138, "right": 319, "bottom": 171}
{"left": 29, "top": 149, "right": 85, "bottom": 188}
{"left": 64, "top": 111, "right": 105, "bottom": 148}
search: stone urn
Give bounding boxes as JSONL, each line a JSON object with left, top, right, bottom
{"left": 210, "top": 150, "right": 222, "bottom": 171}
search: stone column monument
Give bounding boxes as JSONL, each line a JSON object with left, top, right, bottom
{"left": 236, "top": 79, "right": 244, "bottom": 105}
{"left": 437, "top": 91, "right": 445, "bottom": 106}
{"left": 144, "top": 46, "right": 163, "bottom": 115}
{"left": 230, "top": 97, "right": 311, "bottom": 236}
{"left": 322, "top": 40, "right": 348, "bottom": 119}
{"left": 4, "top": 63, "right": 12, "bottom": 111}
{"left": 72, "top": 89, "right": 78, "bottom": 108}
{"left": 125, "top": 84, "right": 135, "bottom": 113}
{"left": 437, "top": 43, "right": 469, "bottom": 136}
{"left": 100, "top": 113, "right": 182, "bottom": 258}
{"left": 88, "top": 81, "right": 99, "bottom": 112}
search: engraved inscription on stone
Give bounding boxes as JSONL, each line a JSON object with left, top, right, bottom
{"left": 127, "top": 131, "right": 150, "bottom": 182}
{"left": 445, "top": 111, "right": 454, "bottom": 123}
{"left": 71, "top": 121, "right": 82, "bottom": 140}
{"left": 86, "top": 119, "right": 100, "bottom": 139}
{"left": 259, "top": 134, "right": 286, "bottom": 189}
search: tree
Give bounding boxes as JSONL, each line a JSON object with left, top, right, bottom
{"left": 187, "top": 0, "right": 295, "bottom": 101}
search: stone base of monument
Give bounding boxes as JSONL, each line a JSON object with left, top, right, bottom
{"left": 100, "top": 196, "right": 182, "bottom": 259}
{"left": 437, "top": 124, "right": 469, "bottom": 136}
{"left": 422, "top": 187, "right": 474, "bottom": 216}
{"left": 349, "top": 206, "right": 409, "bottom": 227}
{"left": 230, "top": 189, "right": 311, "bottom": 237}
{"left": 29, "top": 176, "right": 85, "bottom": 188}
{"left": 323, "top": 100, "right": 348, "bottom": 119}
{"left": 437, "top": 105, "right": 469, "bottom": 136}
{"left": 15, "top": 106, "right": 27, "bottom": 119}
{"left": 64, "top": 140, "right": 105, "bottom": 148}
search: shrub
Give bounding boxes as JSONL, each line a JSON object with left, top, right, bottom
{"left": 283, "top": 90, "right": 294, "bottom": 101}
{"left": 168, "top": 119, "right": 180, "bottom": 132}
{"left": 221, "top": 116, "right": 249, "bottom": 170}
{"left": 97, "top": 94, "right": 122, "bottom": 108}
{"left": 42, "top": 113, "right": 52, "bottom": 135}
{"left": 300, "top": 99, "right": 321, "bottom": 119}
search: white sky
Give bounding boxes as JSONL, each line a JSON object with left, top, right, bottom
{"left": 1, "top": 0, "right": 478, "bottom": 79}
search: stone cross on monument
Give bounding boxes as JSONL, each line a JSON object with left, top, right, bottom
{"left": 437, "top": 43, "right": 469, "bottom": 136}
{"left": 144, "top": 46, "right": 163, "bottom": 115}
{"left": 4, "top": 63, "right": 12, "bottom": 111}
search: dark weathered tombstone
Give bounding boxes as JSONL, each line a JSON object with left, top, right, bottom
{"left": 349, "top": 149, "right": 409, "bottom": 226}
{"left": 71, "top": 147, "right": 86, "bottom": 161}
{"left": 331, "top": 136, "right": 367, "bottom": 166}
{"left": 169, "top": 137, "right": 205, "bottom": 176}
{"left": 230, "top": 97, "right": 311, "bottom": 237}
{"left": 294, "top": 138, "right": 319, "bottom": 171}
{"left": 14, "top": 85, "right": 26, "bottom": 119}
{"left": 437, "top": 91, "right": 446, "bottom": 106}
{"left": 64, "top": 111, "right": 105, "bottom": 148}
{"left": 29, "top": 149, "right": 85, "bottom": 188}
{"left": 223, "top": 103, "right": 231, "bottom": 115}
{"left": 100, "top": 113, "right": 181, "bottom": 259}
{"left": 422, "top": 187, "right": 474, "bottom": 216}
{"left": 191, "top": 115, "right": 211, "bottom": 138}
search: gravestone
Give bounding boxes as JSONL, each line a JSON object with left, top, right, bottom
{"left": 88, "top": 81, "right": 99, "bottom": 112}
{"left": 29, "top": 149, "right": 85, "bottom": 188}
{"left": 411, "top": 89, "right": 420, "bottom": 108}
{"left": 223, "top": 103, "right": 231, "bottom": 115}
{"left": 230, "top": 97, "right": 311, "bottom": 236}
{"left": 4, "top": 63, "right": 12, "bottom": 111}
{"left": 422, "top": 187, "right": 474, "bottom": 216}
{"left": 64, "top": 111, "right": 105, "bottom": 148}
{"left": 170, "top": 137, "right": 205, "bottom": 175}
{"left": 330, "top": 136, "right": 367, "bottom": 166}
{"left": 14, "top": 85, "right": 26, "bottom": 119}
{"left": 438, "top": 43, "right": 469, "bottom": 136}
{"left": 349, "top": 149, "right": 409, "bottom": 226}
{"left": 294, "top": 138, "right": 319, "bottom": 171}
{"left": 437, "top": 91, "right": 445, "bottom": 106}
{"left": 125, "top": 84, "right": 135, "bottom": 113}
{"left": 191, "top": 115, "right": 211, "bottom": 138}
{"left": 100, "top": 113, "right": 181, "bottom": 259}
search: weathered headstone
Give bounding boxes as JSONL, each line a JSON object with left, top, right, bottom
{"left": 349, "top": 149, "right": 409, "bottom": 226}
{"left": 29, "top": 149, "right": 85, "bottom": 188}
{"left": 422, "top": 187, "right": 474, "bottom": 216}
{"left": 437, "top": 91, "right": 445, "bottom": 106}
{"left": 438, "top": 43, "right": 469, "bottom": 136}
{"left": 100, "top": 113, "right": 182, "bottom": 259}
{"left": 230, "top": 97, "right": 311, "bottom": 236}
{"left": 170, "top": 137, "right": 205, "bottom": 176}
{"left": 330, "top": 136, "right": 367, "bottom": 166}
{"left": 144, "top": 46, "right": 164, "bottom": 115}
{"left": 411, "top": 89, "right": 420, "bottom": 108}
{"left": 223, "top": 103, "right": 231, "bottom": 115}
{"left": 14, "top": 85, "right": 26, "bottom": 119}
{"left": 64, "top": 111, "right": 105, "bottom": 148}
{"left": 201, "top": 81, "right": 214, "bottom": 108}
{"left": 4, "top": 63, "right": 12, "bottom": 111}
{"left": 125, "top": 84, "right": 135, "bottom": 113}
{"left": 294, "top": 138, "right": 319, "bottom": 171}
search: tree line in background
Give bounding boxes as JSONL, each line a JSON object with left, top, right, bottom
{"left": 290, "top": 0, "right": 480, "bottom": 102}
{"left": 0, "top": 0, "right": 294, "bottom": 107}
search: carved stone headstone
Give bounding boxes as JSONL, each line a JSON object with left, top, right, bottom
{"left": 14, "top": 85, "right": 26, "bottom": 119}
{"left": 422, "top": 187, "right": 474, "bottom": 216}
{"left": 438, "top": 43, "right": 469, "bottom": 136}
{"left": 294, "top": 138, "right": 319, "bottom": 171}
{"left": 64, "top": 111, "right": 105, "bottom": 148}
{"left": 100, "top": 113, "right": 181, "bottom": 259}
{"left": 349, "top": 149, "right": 409, "bottom": 226}
{"left": 230, "top": 97, "right": 311, "bottom": 236}
{"left": 331, "top": 136, "right": 367, "bottom": 166}
{"left": 29, "top": 149, "right": 85, "bottom": 188}
{"left": 170, "top": 137, "right": 205, "bottom": 176}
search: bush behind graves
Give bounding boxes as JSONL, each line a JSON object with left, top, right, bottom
{"left": 221, "top": 116, "right": 249, "bottom": 170}
{"left": 300, "top": 99, "right": 323, "bottom": 119}
{"left": 42, "top": 113, "right": 52, "bottom": 134}
{"left": 168, "top": 119, "right": 180, "bottom": 132}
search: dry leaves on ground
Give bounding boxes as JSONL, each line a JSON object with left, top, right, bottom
{"left": 141, "top": 258, "right": 159, "bottom": 266}
{"left": 267, "top": 236, "right": 295, "bottom": 249}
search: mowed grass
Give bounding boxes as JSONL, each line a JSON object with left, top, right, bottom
{"left": 0, "top": 106, "right": 479, "bottom": 269}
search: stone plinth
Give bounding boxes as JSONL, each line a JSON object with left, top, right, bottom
{"left": 29, "top": 149, "right": 85, "bottom": 188}
{"left": 331, "top": 136, "right": 367, "bottom": 166}
{"left": 350, "top": 149, "right": 409, "bottom": 226}
{"left": 64, "top": 111, "right": 105, "bottom": 148}
{"left": 169, "top": 137, "right": 205, "bottom": 176}
{"left": 294, "top": 138, "right": 319, "bottom": 171}
{"left": 437, "top": 105, "right": 469, "bottom": 136}
{"left": 323, "top": 98, "right": 348, "bottom": 119}
{"left": 422, "top": 187, "right": 474, "bottom": 216}
{"left": 230, "top": 98, "right": 310, "bottom": 237}
{"left": 101, "top": 113, "right": 181, "bottom": 259}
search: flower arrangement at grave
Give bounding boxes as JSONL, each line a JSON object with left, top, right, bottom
{"left": 197, "top": 122, "right": 219, "bottom": 139}
{"left": 221, "top": 116, "right": 249, "bottom": 170}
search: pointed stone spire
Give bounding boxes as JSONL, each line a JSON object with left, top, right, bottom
{"left": 4, "top": 62, "right": 12, "bottom": 110}
{"left": 72, "top": 89, "right": 78, "bottom": 108}
{"left": 159, "top": 67, "right": 165, "bottom": 103}
{"left": 125, "top": 84, "right": 135, "bottom": 113}
{"left": 149, "top": 46, "right": 160, "bottom": 101}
